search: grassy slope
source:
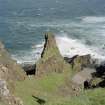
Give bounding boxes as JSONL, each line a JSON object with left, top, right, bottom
{"left": 0, "top": 102, "right": 8, "bottom": 105}
{"left": 14, "top": 71, "right": 69, "bottom": 105}
{"left": 14, "top": 71, "right": 105, "bottom": 105}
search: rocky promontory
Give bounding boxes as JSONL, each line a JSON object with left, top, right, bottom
{"left": 36, "top": 32, "right": 71, "bottom": 76}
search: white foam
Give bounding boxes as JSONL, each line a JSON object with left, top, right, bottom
{"left": 82, "top": 16, "right": 105, "bottom": 23}
{"left": 31, "top": 43, "right": 44, "bottom": 49}
{"left": 12, "top": 43, "right": 44, "bottom": 64}
{"left": 12, "top": 34, "right": 105, "bottom": 64}
{"left": 55, "top": 35, "right": 105, "bottom": 60}
{"left": 11, "top": 35, "right": 105, "bottom": 64}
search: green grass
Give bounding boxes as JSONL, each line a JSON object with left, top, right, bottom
{"left": 36, "top": 73, "right": 65, "bottom": 92}
{"left": 0, "top": 102, "right": 8, "bottom": 105}
{"left": 14, "top": 72, "right": 105, "bottom": 105}
{"left": 14, "top": 71, "right": 69, "bottom": 105}
{"left": 84, "top": 88, "right": 105, "bottom": 105}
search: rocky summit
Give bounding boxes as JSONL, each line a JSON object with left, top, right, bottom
{"left": 36, "top": 32, "right": 71, "bottom": 76}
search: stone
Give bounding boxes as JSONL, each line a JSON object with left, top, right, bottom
{"left": 36, "top": 32, "right": 71, "bottom": 76}
{"left": 72, "top": 68, "right": 95, "bottom": 87}
{"left": 70, "top": 54, "right": 94, "bottom": 72}
{"left": 0, "top": 80, "right": 9, "bottom": 97}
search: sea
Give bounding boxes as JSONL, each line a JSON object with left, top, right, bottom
{"left": 0, "top": 0, "right": 105, "bottom": 64}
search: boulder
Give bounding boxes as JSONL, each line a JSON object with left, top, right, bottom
{"left": 68, "top": 54, "right": 94, "bottom": 72}
{"left": 22, "top": 64, "right": 36, "bottom": 75}
{"left": 72, "top": 68, "right": 95, "bottom": 89}
{"left": 36, "top": 32, "right": 71, "bottom": 76}
{"left": 89, "top": 64, "right": 105, "bottom": 88}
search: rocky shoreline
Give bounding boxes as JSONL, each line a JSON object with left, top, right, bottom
{"left": 0, "top": 32, "right": 105, "bottom": 105}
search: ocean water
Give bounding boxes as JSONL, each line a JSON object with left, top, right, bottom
{"left": 0, "top": 0, "right": 105, "bottom": 64}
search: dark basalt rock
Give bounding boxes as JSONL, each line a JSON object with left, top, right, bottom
{"left": 89, "top": 63, "right": 105, "bottom": 88}
{"left": 22, "top": 64, "right": 36, "bottom": 75}
{"left": 95, "top": 64, "right": 105, "bottom": 78}
{"left": 64, "top": 55, "right": 78, "bottom": 64}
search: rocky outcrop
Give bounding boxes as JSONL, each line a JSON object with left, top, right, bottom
{"left": 35, "top": 33, "right": 96, "bottom": 89}
{"left": 0, "top": 41, "right": 26, "bottom": 81}
{"left": 65, "top": 54, "right": 95, "bottom": 72}
{"left": 72, "top": 68, "right": 95, "bottom": 89}
{"left": 64, "top": 54, "right": 98, "bottom": 91}
{"left": 89, "top": 64, "right": 105, "bottom": 88}
{"left": 36, "top": 32, "right": 71, "bottom": 76}
{"left": 0, "top": 41, "right": 25, "bottom": 105}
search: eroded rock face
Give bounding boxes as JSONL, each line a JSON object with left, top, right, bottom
{"left": 69, "top": 54, "right": 94, "bottom": 72}
{"left": 41, "top": 33, "right": 59, "bottom": 58}
{"left": 0, "top": 42, "right": 26, "bottom": 81}
{"left": 72, "top": 68, "right": 95, "bottom": 88}
{"left": 0, "top": 79, "right": 23, "bottom": 105}
{"left": 36, "top": 33, "right": 71, "bottom": 76}
{"left": 0, "top": 41, "right": 25, "bottom": 105}
{"left": 0, "top": 80, "right": 9, "bottom": 97}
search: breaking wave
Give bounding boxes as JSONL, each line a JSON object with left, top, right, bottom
{"left": 9, "top": 16, "right": 105, "bottom": 63}
{"left": 56, "top": 34, "right": 105, "bottom": 61}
